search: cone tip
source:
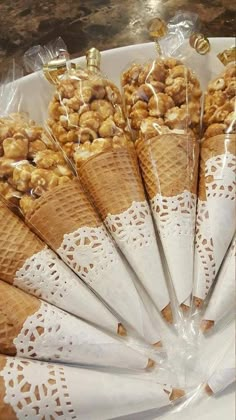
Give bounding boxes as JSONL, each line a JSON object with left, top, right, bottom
{"left": 153, "top": 340, "right": 163, "bottom": 349}
{"left": 200, "top": 320, "right": 214, "bottom": 333}
{"left": 118, "top": 323, "right": 127, "bottom": 336}
{"left": 180, "top": 303, "right": 190, "bottom": 313}
{"left": 161, "top": 303, "right": 173, "bottom": 324}
{"left": 146, "top": 358, "right": 156, "bottom": 369}
{"left": 169, "top": 388, "right": 185, "bottom": 401}
{"left": 193, "top": 296, "right": 204, "bottom": 309}
{"left": 205, "top": 384, "right": 213, "bottom": 396}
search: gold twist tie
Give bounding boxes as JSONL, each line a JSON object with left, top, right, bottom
{"left": 147, "top": 17, "right": 168, "bottom": 56}
{"left": 86, "top": 48, "right": 101, "bottom": 73}
{"left": 43, "top": 51, "right": 76, "bottom": 85}
{"left": 217, "top": 47, "right": 236, "bottom": 66}
{"left": 189, "top": 33, "right": 211, "bottom": 55}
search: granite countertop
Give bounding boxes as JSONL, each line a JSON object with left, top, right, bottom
{"left": 0, "top": 0, "right": 235, "bottom": 75}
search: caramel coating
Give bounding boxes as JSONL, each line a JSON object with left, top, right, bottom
{"left": 121, "top": 58, "right": 202, "bottom": 140}
{"left": 0, "top": 114, "right": 73, "bottom": 215}
{"left": 203, "top": 64, "right": 236, "bottom": 137}
{"left": 48, "top": 73, "right": 133, "bottom": 167}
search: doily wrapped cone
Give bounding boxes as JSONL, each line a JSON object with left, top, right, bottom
{"left": 193, "top": 134, "right": 236, "bottom": 307}
{"left": 78, "top": 147, "right": 172, "bottom": 322}
{"left": 24, "top": 179, "right": 162, "bottom": 344}
{"left": 136, "top": 133, "right": 199, "bottom": 309}
{"left": 201, "top": 236, "right": 236, "bottom": 332}
{"left": 0, "top": 355, "right": 184, "bottom": 419}
{"left": 0, "top": 199, "right": 121, "bottom": 335}
{"left": 0, "top": 280, "right": 153, "bottom": 370}
{"left": 121, "top": 57, "right": 202, "bottom": 311}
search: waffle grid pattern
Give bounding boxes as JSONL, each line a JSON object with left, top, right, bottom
{"left": 0, "top": 202, "right": 43, "bottom": 283}
{"left": 78, "top": 148, "right": 145, "bottom": 219}
{"left": 27, "top": 179, "right": 101, "bottom": 250}
{"left": 136, "top": 134, "right": 199, "bottom": 199}
{"left": 0, "top": 281, "right": 40, "bottom": 356}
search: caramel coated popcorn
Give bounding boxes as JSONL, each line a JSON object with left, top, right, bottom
{"left": 0, "top": 114, "right": 73, "bottom": 215}
{"left": 121, "top": 58, "right": 202, "bottom": 140}
{"left": 203, "top": 64, "right": 236, "bottom": 138}
{"left": 48, "top": 73, "right": 133, "bottom": 168}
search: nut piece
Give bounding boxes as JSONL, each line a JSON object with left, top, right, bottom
{"left": 165, "top": 107, "right": 190, "bottom": 129}
{"left": 140, "top": 117, "right": 164, "bottom": 139}
{"left": 79, "top": 111, "right": 102, "bottom": 131}
{"left": 28, "top": 140, "right": 47, "bottom": 159}
{"left": 99, "top": 117, "right": 119, "bottom": 137}
{"left": 19, "top": 195, "right": 36, "bottom": 215}
{"left": 148, "top": 93, "right": 174, "bottom": 117}
{"left": 30, "top": 168, "right": 59, "bottom": 196}
{"left": 91, "top": 99, "right": 114, "bottom": 119}
{"left": 3, "top": 138, "right": 28, "bottom": 159}
{"left": 0, "top": 157, "right": 16, "bottom": 177}
{"left": 12, "top": 162, "right": 34, "bottom": 192}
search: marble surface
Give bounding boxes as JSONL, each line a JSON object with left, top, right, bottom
{"left": 0, "top": 0, "right": 235, "bottom": 76}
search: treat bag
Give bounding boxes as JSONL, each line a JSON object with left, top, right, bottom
{"left": 201, "top": 236, "right": 236, "bottom": 333}
{"left": 0, "top": 114, "right": 160, "bottom": 343}
{"left": 0, "top": 280, "right": 155, "bottom": 370}
{"left": 193, "top": 62, "right": 236, "bottom": 307}
{"left": 121, "top": 26, "right": 201, "bottom": 310}
{"left": 205, "top": 339, "right": 235, "bottom": 395}
{"left": 0, "top": 355, "right": 184, "bottom": 420}
{"left": 46, "top": 49, "right": 172, "bottom": 323}
{"left": 0, "top": 199, "right": 124, "bottom": 335}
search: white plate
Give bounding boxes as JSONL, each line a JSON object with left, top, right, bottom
{"left": 10, "top": 38, "right": 236, "bottom": 420}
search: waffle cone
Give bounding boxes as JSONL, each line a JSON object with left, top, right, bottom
{"left": 200, "top": 320, "right": 215, "bottom": 333}
{"left": 0, "top": 356, "right": 17, "bottom": 420}
{"left": 205, "top": 384, "right": 213, "bottom": 396}
{"left": 136, "top": 133, "right": 199, "bottom": 200}
{"left": 26, "top": 178, "right": 101, "bottom": 249}
{"left": 78, "top": 147, "right": 145, "bottom": 220}
{"left": 198, "top": 134, "right": 236, "bottom": 201}
{"left": 0, "top": 281, "right": 40, "bottom": 356}
{"left": 0, "top": 201, "right": 44, "bottom": 284}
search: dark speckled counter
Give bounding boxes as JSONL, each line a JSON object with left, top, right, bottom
{"left": 0, "top": 0, "right": 235, "bottom": 75}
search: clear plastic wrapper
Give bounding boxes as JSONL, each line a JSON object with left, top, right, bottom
{"left": 193, "top": 62, "right": 236, "bottom": 309}
{"left": 0, "top": 279, "right": 156, "bottom": 370}
{"left": 0, "top": 354, "right": 185, "bottom": 420}
{"left": 159, "top": 334, "right": 235, "bottom": 420}
{"left": 121, "top": 20, "right": 202, "bottom": 312}
{"left": 43, "top": 46, "right": 173, "bottom": 325}
{"left": 200, "top": 235, "right": 236, "bottom": 333}
{"left": 0, "top": 70, "right": 162, "bottom": 346}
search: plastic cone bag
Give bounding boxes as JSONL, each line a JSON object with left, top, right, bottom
{"left": 121, "top": 20, "right": 201, "bottom": 311}
{"left": 204, "top": 338, "right": 235, "bottom": 395}
{"left": 0, "top": 199, "right": 123, "bottom": 335}
{"left": 193, "top": 61, "right": 236, "bottom": 308}
{"left": 201, "top": 236, "right": 236, "bottom": 333}
{"left": 46, "top": 47, "right": 172, "bottom": 323}
{"left": 0, "top": 111, "right": 160, "bottom": 345}
{"left": 0, "top": 354, "right": 184, "bottom": 420}
{"left": 0, "top": 280, "right": 155, "bottom": 370}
